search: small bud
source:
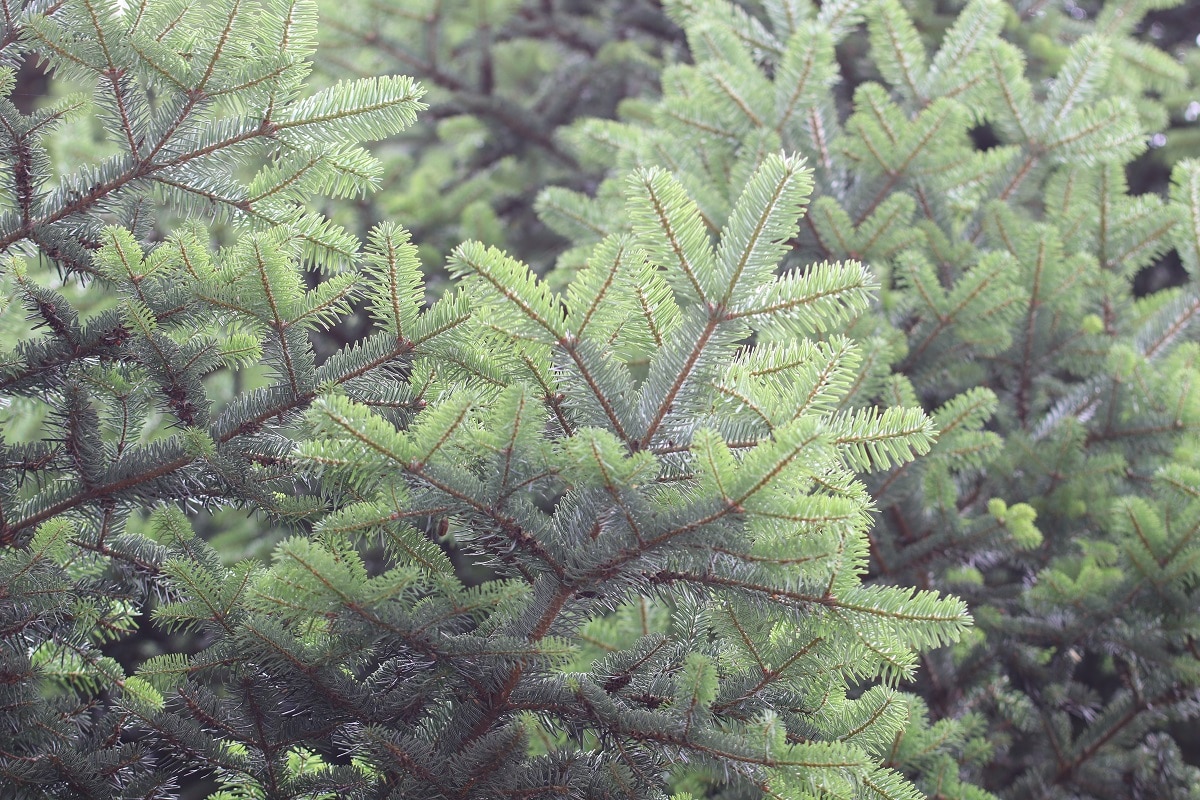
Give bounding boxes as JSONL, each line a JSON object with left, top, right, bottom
{"left": 987, "top": 498, "right": 1008, "bottom": 520}
{"left": 1080, "top": 314, "right": 1104, "bottom": 335}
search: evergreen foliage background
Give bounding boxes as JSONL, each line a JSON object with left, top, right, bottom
{"left": 1, "top": 1, "right": 1199, "bottom": 799}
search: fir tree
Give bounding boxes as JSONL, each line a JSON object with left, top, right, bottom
{"left": 547, "top": 0, "right": 1200, "bottom": 796}
{"left": 0, "top": 1, "right": 975, "bottom": 798}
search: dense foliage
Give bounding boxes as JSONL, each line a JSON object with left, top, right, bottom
{"left": 1, "top": 1, "right": 1198, "bottom": 799}
{"left": 541, "top": 1, "right": 1200, "bottom": 797}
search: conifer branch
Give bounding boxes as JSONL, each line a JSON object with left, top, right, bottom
{"left": 638, "top": 316, "right": 718, "bottom": 450}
